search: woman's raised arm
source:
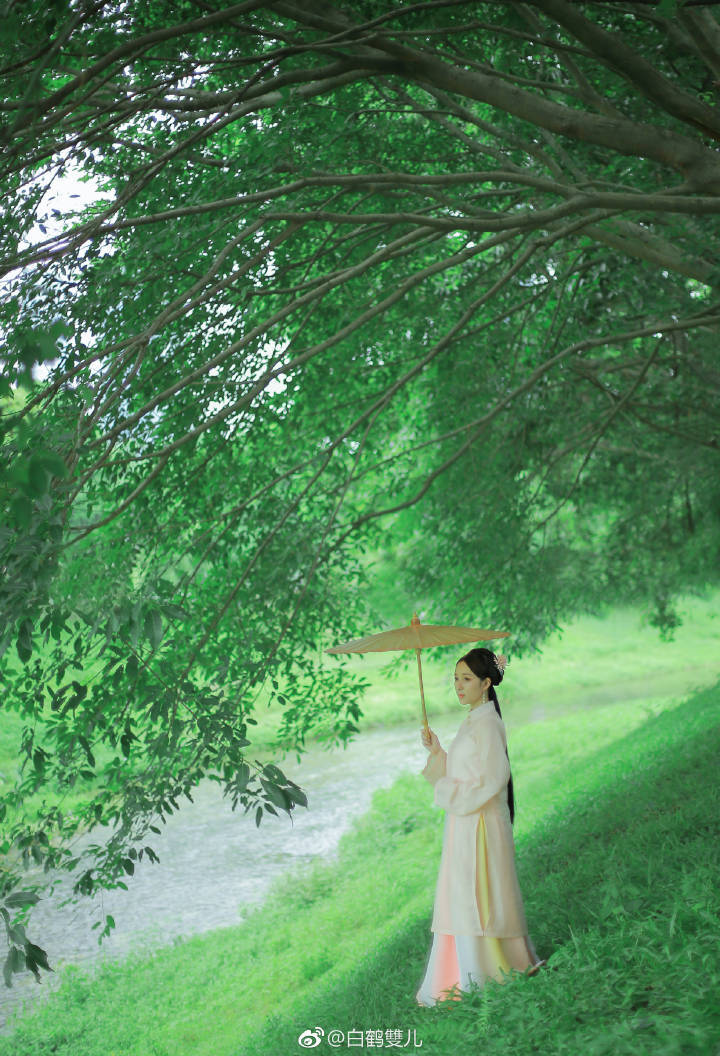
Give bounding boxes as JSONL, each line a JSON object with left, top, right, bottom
{"left": 433, "top": 720, "right": 509, "bottom": 815}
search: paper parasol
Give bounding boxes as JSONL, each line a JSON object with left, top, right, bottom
{"left": 326, "top": 613, "right": 510, "bottom": 733}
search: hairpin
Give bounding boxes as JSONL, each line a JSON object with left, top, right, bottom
{"left": 493, "top": 653, "right": 508, "bottom": 675}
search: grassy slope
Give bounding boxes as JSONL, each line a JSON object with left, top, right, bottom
{"left": 1, "top": 674, "right": 718, "bottom": 1056}
{"left": 2, "top": 588, "right": 718, "bottom": 807}
{"left": 243, "top": 680, "right": 720, "bottom": 1056}
{"left": 256, "top": 587, "right": 720, "bottom": 745}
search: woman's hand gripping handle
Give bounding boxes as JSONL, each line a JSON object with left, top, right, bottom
{"left": 421, "top": 726, "right": 442, "bottom": 755}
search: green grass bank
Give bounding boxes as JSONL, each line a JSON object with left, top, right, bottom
{"left": 259, "top": 587, "right": 720, "bottom": 747}
{"left": 1, "top": 670, "right": 718, "bottom": 1056}
{"left": 2, "top": 588, "right": 718, "bottom": 816}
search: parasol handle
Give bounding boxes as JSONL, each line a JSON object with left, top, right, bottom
{"left": 416, "top": 648, "right": 430, "bottom": 735}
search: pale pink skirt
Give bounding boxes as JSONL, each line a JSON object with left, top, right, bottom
{"left": 416, "top": 931, "right": 542, "bottom": 1006}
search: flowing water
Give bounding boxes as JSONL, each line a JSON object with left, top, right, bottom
{"left": 0, "top": 713, "right": 462, "bottom": 1033}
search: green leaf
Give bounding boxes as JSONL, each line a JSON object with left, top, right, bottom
{"left": 24, "top": 942, "right": 51, "bottom": 973}
{"left": 16, "top": 619, "right": 32, "bottom": 662}
{"left": 68, "top": 681, "right": 87, "bottom": 709}
{"left": 263, "top": 764, "right": 285, "bottom": 782}
{"left": 144, "top": 609, "right": 163, "bottom": 648}
{"left": 50, "top": 684, "right": 68, "bottom": 709}
{"left": 289, "top": 786, "right": 308, "bottom": 808}
{"left": 260, "top": 778, "right": 291, "bottom": 810}
{"left": 10, "top": 494, "right": 32, "bottom": 529}
{"left": 3, "top": 947, "right": 23, "bottom": 988}
{"left": 3, "top": 890, "right": 40, "bottom": 909}
{"left": 26, "top": 457, "right": 49, "bottom": 496}
{"left": 77, "top": 735, "right": 95, "bottom": 767}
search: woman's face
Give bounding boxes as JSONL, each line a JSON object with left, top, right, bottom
{"left": 454, "top": 660, "right": 491, "bottom": 709}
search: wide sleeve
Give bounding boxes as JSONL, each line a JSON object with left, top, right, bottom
{"left": 433, "top": 720, "right": 510, "bottom": 816}
{"left": 421, "top": 748, "right": 447, "bottom": 787}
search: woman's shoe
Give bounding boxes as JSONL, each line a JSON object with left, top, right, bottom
{"left": 526, "top": 959, "right": 547, "bottom": 976}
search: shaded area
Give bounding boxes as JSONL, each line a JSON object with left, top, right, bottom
{"left": 244, "top": 681, "right": 720, "bottom": 1056}
{"left": 0, "top": 682, "right": 717, "bottom": 1055}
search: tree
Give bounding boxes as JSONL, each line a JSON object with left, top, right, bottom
{"left": 1, "top": 0, "right": 719, "bottom": 984}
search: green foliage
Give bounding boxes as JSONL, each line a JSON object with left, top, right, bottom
{"left": 238, "top": 680, "right": 720, "bottom": 1056}
{"left": 0, "top": 889, "right": 51, "bottom": 989}
{"left": 0, "top": 679, "right": 717, "bottom": 1054}
{"left": 1, "top": 0, "right": 720, "bottom": 984}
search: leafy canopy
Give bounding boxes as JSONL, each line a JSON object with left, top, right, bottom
{"left": 1, "top": 0, "right": 719, "bottom": 984}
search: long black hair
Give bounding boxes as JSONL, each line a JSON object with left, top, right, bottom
{"left": 458, "top": 647, "right": 515, "bottom": 825}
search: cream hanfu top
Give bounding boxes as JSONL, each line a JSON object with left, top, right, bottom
{"left": 421, "top": 698, "right": 529, "bottom": 937}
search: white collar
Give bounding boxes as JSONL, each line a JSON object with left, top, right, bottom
{"left": 466, "top": 699, "right": 495, "bottom": 720}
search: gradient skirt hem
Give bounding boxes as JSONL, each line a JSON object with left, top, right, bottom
{"left": 415, "top": 931, "right": 541, "bottom": 1006}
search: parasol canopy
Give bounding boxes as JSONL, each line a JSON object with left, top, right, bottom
{"left": 326, "top": 613, "right": 510, "bottom": 733}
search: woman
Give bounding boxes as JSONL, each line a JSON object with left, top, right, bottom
{"left": 416, "top": 647, "right": 544, "bottom": 1006}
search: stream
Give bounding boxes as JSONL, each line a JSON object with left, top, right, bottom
{"left": 0, "top": 712, "right": 462, "bottom": 1033}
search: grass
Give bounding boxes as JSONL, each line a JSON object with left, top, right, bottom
{"left": 1, "top": 664, "right": 718, "bottom": 1054}
{"left": 238, "top": 679, "right": 720, "bottom": 1056}
{"left": 2, "top": 587, "right": 717, "bottom": 802}
{"left": 252, "top": 585, "right": 720, "bottom": 753}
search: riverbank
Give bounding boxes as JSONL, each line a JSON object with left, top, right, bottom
{"left": 253, "top": 587, "right": 720, "bottom": 755}
{"left": 2, "top": 588, "right": 717, "bottom": 803}
{"left": 1, "top": 671, "right": 718, "bottom": 1055}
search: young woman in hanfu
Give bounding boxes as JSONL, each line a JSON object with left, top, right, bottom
{"left": 416, "top": 647, "right": 545, "bottom": 1006}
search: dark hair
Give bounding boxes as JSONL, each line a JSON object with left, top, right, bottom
{"left": 457, "top": 647, "right": 515, "bottom": 825}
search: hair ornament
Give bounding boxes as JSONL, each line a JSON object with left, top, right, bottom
{"left": 493, "top": 653, "right": 508, "bottom": 676}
